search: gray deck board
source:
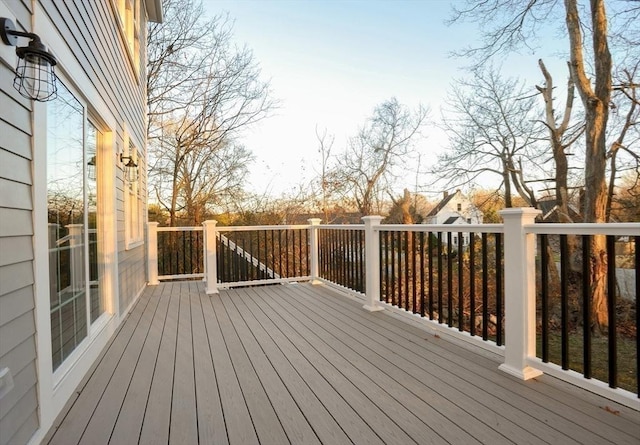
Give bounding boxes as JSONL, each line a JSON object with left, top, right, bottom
{"left": 219, "top": 288, "right": 322, "bottom": 445}
{"left": 138, "top": 282, "right": 180, "bottom": 445}
{"left": 47, "top": 289, "right": 152, "bottom": 445}
{"left": 190, "top": 284, "right": 228, "bottom": 445}
{"left": 228, "top": 288, "right": 353, "bottom": 445}
{"left": 46, "top": 282, "right": 640, "bottom": 445}
{"left": 199, "top": 284, "right": 259, "bottom": 445}
{"left": 108, "top": 283, "right": 171, "bottom": 444}
{"left": 169, "top": 282, "right": 198, "bottom": 444}
{"left": 287, "top": 285, "right": 578, "bottom": 444}
{"left": 298, "top": 285, "right": 639, "bottom": 445}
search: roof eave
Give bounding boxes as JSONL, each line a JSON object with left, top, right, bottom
{"left": 145, "top": 0, "right": 163, "bottom": 23}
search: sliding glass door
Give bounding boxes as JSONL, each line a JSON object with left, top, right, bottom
{"left": 47, "top": 80, "right": 105, "bottom": 371}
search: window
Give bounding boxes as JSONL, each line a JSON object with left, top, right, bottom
{"left": 124, "top": 139, "right": 144, "bottom": 247}
{"left": 457, "top": 203, "right": 462, "bottom": 211}
{"left": 115, "top": 0, "right": 140, "bottom": 74}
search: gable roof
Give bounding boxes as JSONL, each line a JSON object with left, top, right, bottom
{"left": 538, "top": 199, "right": 582, "bottom": 222}
{"left": 426, "top": 193, "right": 456, "bottom": 217}
{"left": 443, "top": 216, "right": 460, "bottom": 224}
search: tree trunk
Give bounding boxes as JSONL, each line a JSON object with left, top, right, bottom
{"left": 564, "top": 0, "right": 612, "bottom": 330}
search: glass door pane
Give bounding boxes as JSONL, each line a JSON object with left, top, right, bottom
{"left": 47, "top": 81, "right": 87, "bottom": 371}
{"left": 86, "top": 122, "right": 105, "bottom": 323}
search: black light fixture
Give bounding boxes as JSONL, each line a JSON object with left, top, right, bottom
{"left": 1, "top": 17, "right": 57, "bottom": 102}
{"left": 87, "top": 156, "right": 96, "bottom": 181}
{"left": 120, "top": 154, "right": 138, "bottom": 183}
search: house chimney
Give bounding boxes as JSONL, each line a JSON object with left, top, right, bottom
{"left": 443, "top": 191, "right": 449, "bottom": 199}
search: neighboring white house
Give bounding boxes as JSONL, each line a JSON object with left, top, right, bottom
{"left": 424, "top": 190, "right": 484, "bottom": 247}
{"left": 0, "top": 1, "right": 161, "bottom": 444}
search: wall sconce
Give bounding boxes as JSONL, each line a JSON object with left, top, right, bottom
{"left": 87, "top": 156, "right": 96, "bottom": 181}
{"left": 1, "top": 17, "right": 57, "bottom": 102}
{"left": 120, "top": 154, "right": 138, "bottom": 183}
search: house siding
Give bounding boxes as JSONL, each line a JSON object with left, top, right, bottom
{"left": 0, "top": 2, "right": 38, "bottom": 442}
{"left": 0, "top": 0, "right": 154, "bottom": 442}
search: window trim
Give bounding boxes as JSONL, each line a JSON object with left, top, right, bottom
{"left": 112, "top": 0, "right": 141, "bottom": 79}
{"left": 123, "top": 133, "right": 144, "bottom": 249}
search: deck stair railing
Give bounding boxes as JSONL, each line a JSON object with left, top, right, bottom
{"left": 147, "top": 210, "right": 639, "bottom": 409}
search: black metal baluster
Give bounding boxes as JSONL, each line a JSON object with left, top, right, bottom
{"left": 397, "top": 232, "right": 403, "bottom": 309}
{"left": 482, "top": 233, "right": 488, "bottom": 340}
{"left": 428, "top": 232, "right": 434, "bottom": 320}
{"left": 340, "top": 230, "right": 345, "bottom": 286}
{"left": 180, "top": 230, "right": 185, "bottom": 274}
{"left": 390, "top": 232, "right": 396, "bottom": 306}
{"left": 264, "top": 230, "right": 270, "bottom": 279}
{"left": 186, "top": 230, "right": 191, "bottom": 274}
{"left": 447, "top": 232, "right": 453, "bottom": 326}
{"left": 347, "top": 230, "right": 352, "bottom": 289}
{"left": 270, "top": 230, "right": 276, "bottom": 279}
{"left": 496, "top": 232, "right": 503, "bottom": 346}
{"left": 285, "top": 230, "right": 290, "bottom": 278}
{"left": 437, "top": 232, "right": 443, "bottom": 323}
{"left": 560, "top": 234, "right": 569, "bottom": 369}
{"left": 405, "top": 231, "right": 410, "bottom": 312}
{"left": 247, "top": 232, "right": 252, "bottom": 280}
{"left": 358, "top": 230, "right": 364, "bottom": 292}
{"left": 196, "top": 231, "right": 201, "bottom": 274}
{"left": 240, "top": 237, "right": 247, "bottom": 281}
{"left": 318, "top": 230, "right": 324, "bottom": 279}
{"left": 384, "top": 231, "right": 390, "bottom": 303}
{"left": 541, "top": 234, "right": 549, "bottom": 362}
{"left": 305, "top": 228, "right": 309, "bottom": 276}
{"left": 173, "top": 232, "right": 178, "bottom": 276}
{"left": 635, "top": 236, "right": 640, "bottom": 396}
{"left": 469, "top": 232, "right": 475, "bottom": 336}
{"left": 582, "top": 235, "right": 591, "bottom": 377}
{"left": 419, "top": 231, "right": 425, "bottom": 317}
{"left": 458, "top": 232, "right": 464, "bottom": 331}
{"left": 235, "top": 234, "right": 242, "bottom": 281}
{"left": 606, "top": 235, "right": 617, "bottom": 388}
{"left": 330, "top": 230, "right": 335, "bottom": 284}
{"left": 379, "top": 231, "right": 384, "bottom": 300}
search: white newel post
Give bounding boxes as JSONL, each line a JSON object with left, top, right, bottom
{"left": 147, "top": 222, "right": 159, "bottom": 285}
{"left": 362, "top": 216, "right": 384, "bottom": 312}
{"left": 67, "top": 224, "right": 84, "bottom": 292}
{"left": 308, "top": 218, "right": 322, "bottom": 284}
{"left": 498, "top": 208, "right": 543, "bottom": 380}
{"left": 203, "top": 220, "right": 219, "bottom": 294}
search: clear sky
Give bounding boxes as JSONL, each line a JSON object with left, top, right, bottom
{"left": 208, "top": 0, "right": 567, "bottom": 198}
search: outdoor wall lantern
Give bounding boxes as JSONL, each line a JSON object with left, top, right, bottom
{"left": 120, "top": 154, "right": 139, "bottom": 183}
{"left": 1, "top": 17, "right": 57, "bottom": 102}
{"left": 87, "top": 156, "right": 97, "bottom": 181}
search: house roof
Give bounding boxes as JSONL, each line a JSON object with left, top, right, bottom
{"left": 426, "top": 193, "right": 456, "bottom": 217}
{"left": 538, "top": 199, "right": 582, "bottom": 222}
{"left": 443, "top": 216, "right": 460, "bottom": 224}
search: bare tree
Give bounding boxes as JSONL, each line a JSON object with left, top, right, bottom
{"left": 332, "top": 98, "right": 429, "bottom": 216}
{"left": 314, "top": 126, "right": 337, "bottom": 223}
{"left": 535, "top": 59, "right": 584, "bottom": 223}
{"left": 449, "top": 0, "right": 638, "bottom": 329}
{"left": 147, "top": 0, "right": 275, "bottom": 226}
{"left": 434, "top": 67, "right": 544, "bottom": 207}
{"left": 606, "top": 64, "right": 640, "bottom": 221}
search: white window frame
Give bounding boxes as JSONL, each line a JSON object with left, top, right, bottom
{"left": 113, "top": 0, "right": 140, "bottom": 77}
{"left": 124, "top": 134, "right": 144, "bottom": 249}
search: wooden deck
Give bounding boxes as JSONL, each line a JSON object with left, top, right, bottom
{"left": 44, "top": 282, "right": 639, "bottom": 445}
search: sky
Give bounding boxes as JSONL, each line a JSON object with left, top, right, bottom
{"left": 208, "top": 0, "right": 568, "bottom": 199}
